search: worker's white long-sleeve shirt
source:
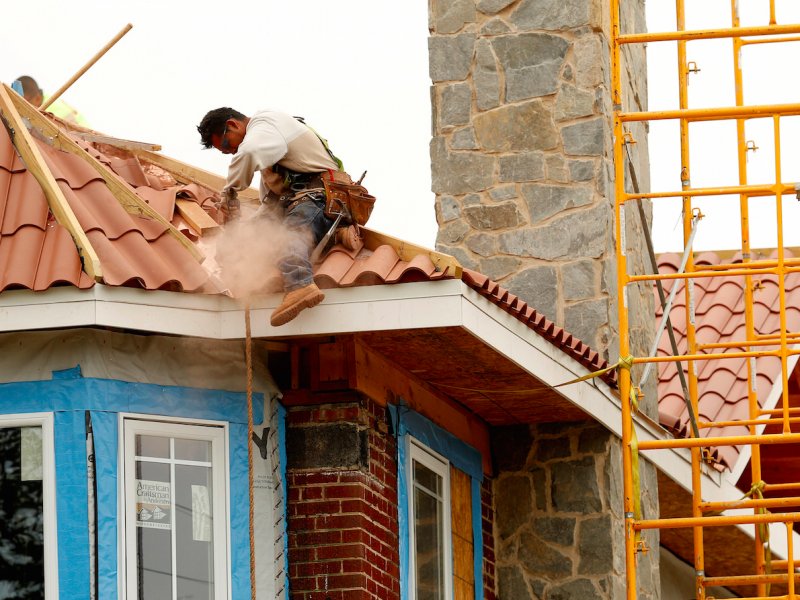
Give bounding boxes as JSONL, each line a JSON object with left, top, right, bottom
{"left": 224, "top": 110, "right": 338, "bottom": 201}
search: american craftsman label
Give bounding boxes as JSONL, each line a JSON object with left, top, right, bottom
{"left": 136, "top": 479, "right": 171, "bottom": 530}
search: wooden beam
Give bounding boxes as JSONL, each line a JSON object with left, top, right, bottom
{"left": 70, "top": 131, "right": 161, "bottom": 152}
{"left": 360, "top": 226, "right": 463, "bottom": 278}
{"left": 353, "top": 337, "right": 492, "bottom": 474}
{"left": 133, "top": 149, "right": 260, "bottom": 203}
{"left": 175, "top": 199, "right": 220, "bottom": 236}
{"left": 6, "top": 86, "right": 204, "bottom": 263}
{"left": 0, "top": 84, "right": 103, "bottom": 280}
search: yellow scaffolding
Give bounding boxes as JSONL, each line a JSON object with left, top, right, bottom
{"left": 612, "top": 1, "right": 800, "bottom": 598}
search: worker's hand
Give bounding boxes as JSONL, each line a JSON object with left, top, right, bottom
{"left": 216, "top": 189, "right": 240, "bottom": 223}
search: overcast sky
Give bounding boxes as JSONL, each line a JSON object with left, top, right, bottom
{"left": 3, "top": 0, "right": 799, "bottom": 254}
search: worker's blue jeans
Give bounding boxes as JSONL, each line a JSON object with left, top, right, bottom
{"left": 279, "top": 196, "right": 334, "bottom": 291}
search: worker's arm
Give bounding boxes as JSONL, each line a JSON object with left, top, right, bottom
{"left": 223, "top": 121, "right": 289, "bottom": 194}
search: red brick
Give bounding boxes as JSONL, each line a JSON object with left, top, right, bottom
{"left": 325, "top": 484, "right": 366, "bottom": 500}
{"left": 316, "top": 543, "right": 364, "bottom": 561}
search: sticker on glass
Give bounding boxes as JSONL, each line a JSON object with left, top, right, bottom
{"left": 135, "top": 479, "right": 171, "bottom": 529}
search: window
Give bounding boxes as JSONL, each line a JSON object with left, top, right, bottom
{"left": 122, "top": 419, "right": 229, "bottom": 600}
{"left": 407, "top": 438, "right": 452, "bottom": 600}
{"left": 0, "top": 415, "right": 57, "bottom": 599}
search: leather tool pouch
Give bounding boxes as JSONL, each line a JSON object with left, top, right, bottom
{"left": 322, "top": 171, "right": 376, "bottom": 226}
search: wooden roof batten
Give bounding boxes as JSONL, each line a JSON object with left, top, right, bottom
{"left": 4, "top": 84, "right": 204, "bottom": 263}
{"left": 0, "top": 83, "right": 103, "bottom": 280}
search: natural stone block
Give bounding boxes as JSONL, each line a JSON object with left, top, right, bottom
{"left": 450, "top": 127, "right": 479, "bottom": 150}
{"left": 534, "top": 436, "right": 571, "bottom": 462}
{"left": 491, "top": 424, "right": 532, "bottom": 471}
{"left": 551, "top": 456, "right": 602, "bottom": 513}
{"left": 562, "top": 117, "right": 605, "bottom": 156}
{"left": 531, "top": 467, "right": 547, "bottom": 510}
{"left": 531, "top": 579, "right": 547, "bottom": 599}
{"left": 436, "top": 219, "right": 470, "bottom": 245}
{"left": 496, "top": 475, "right": 533, "bottom": 538}
{"left": 545, "top": 155, "right": 568, "bottom": 183}
{"left": 569, "top": 159, "right": 595, "bottom": 182}
{"left": 431, "top": 0, "right": 476, "bottom": 34}
{"left": 504, "top": 265, "right": 557, "bottom": 322}
{"left": 518, "top": 531, "right": 573, "bottom": 579}
{"left": 436, "top": 195, "right": 461, "bottom": 223}
{"left": 435, "top": 244, "right": 479, "bottom": 270}
{"left": 464, "top": 202, "right": 524, "bottom": 230}
{"left": 562, "top": 259, "right": 596, "bottom": 302}
{"left": 466, "top": 232, "right": 499, "bottom": 257}
{"left": 578, "top": 515, "right": 614, "bottom": 574}
{"left": 492, "top": 34, "right": 570, "bottom": 101}
{"left": 439, "top": 82, "right": 472, "bottom": 128}
{"left": 522, "top": 183, "right": 593, "bottom": 223}
{"left": 429, "top": 34, "right": 476, "bottom": 82}
{"left": 547, "top": 578, "right": 603, "bottom": 600}
{"left": 499, "top": 153, "right": 545, "bottom": 182}
{"left": 510, "top": 0, "right": 593, "bottom": 30}
{"left": 497, "top": 566, "right": 532, "bottom": 599}
{"left": 564, "top": 297, "right": 608, "bottom": 347}
{"left": 489, "top": 185, "right": 518, "bottom": 201}
{"left": 463, "top": 193, "right": 483, "bottom": 206}
{"left": 474, "top": 101, "right": 557, "bottom": 152}
{"left": 499, "top": 203, "right": 609, "bottom": 261}
{"left": 574, "top": 34, "right": 605, "bottom": 89}
{"left": 431, "top": 137, "right": 495, "bottom": 195}
{"left": 479, "top": 256, "right": 522, "bottom": 280}
{"left": 477, "top": 0, "right": 517, "bottom": 15}
{"left": 482, "top": 17, "right": 512, "bottom": 34}
{"left": 533, "top": 516, "right": 576, "bottom": 546}
{"left": 555, "top": 83, "right": 596, "bottom": 121}
{"left": 476, "top": 40, "right": 501, "bottom": 111}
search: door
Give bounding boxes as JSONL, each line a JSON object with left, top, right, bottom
{"left": 122, "top": 419, "right": 228, "bottom": 600}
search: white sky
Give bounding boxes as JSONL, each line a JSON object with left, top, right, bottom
{"left": 2, "top": 1, "right": 799, "bottom": 254}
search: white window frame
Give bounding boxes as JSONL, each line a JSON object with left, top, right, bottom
{"left": 119, "top": 415, "right": 231, "bottom": 600}
{"left": 0, "top": 413, "right": 58, "bottom": 599}
{"left": 407, "top": 436, "right": 453, "bottom": 600}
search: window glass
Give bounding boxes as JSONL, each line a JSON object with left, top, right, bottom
{"left": 135, "top": 435, "right": 170, "bottom": 459}
{"left": 0, "top": 426, "right": 44, "bottom": 598}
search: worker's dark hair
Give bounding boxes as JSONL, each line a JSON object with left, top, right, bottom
{"left": 197, "top": 107, "right": 246, "bottom": 148}
{"left": 14, "top": 75, "right": 42, "bottom": 98}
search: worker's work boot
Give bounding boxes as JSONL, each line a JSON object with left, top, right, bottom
{"left": 334, "top": 225, "right": 362, "bottom": 251}
{"left": 270, "top": 283, "right": 325, "bottom": 327}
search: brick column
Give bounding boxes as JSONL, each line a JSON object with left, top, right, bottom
{"left": 285, "top": 398, "right": 400, "bottom": 599}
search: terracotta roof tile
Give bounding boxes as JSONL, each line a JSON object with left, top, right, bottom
{"left": 656, "top": 249, "right": 800, "bottom": 470}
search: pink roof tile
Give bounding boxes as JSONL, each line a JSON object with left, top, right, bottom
{"left": 656, "top": 250, "right": 800, "bottom": 470}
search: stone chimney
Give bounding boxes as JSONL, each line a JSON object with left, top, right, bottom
{"left": 429, "top": 0, "right": 653, "bottom": 367}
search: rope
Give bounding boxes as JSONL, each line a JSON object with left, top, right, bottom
{"left": 245, "top": 304, "right": 256, "bottom": 599}
{"left": 554, "top": 354, "right": 634, "bottom": 388}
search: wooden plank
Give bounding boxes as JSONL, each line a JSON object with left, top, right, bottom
{"left": 70, "top": 131, "right": 161, "bottom": 152}
{"left": 450, "top": 466, "right": 474, "bottom": 541}
{"left": 353, "top": 337, "right": 492, "bottom": 474}
{"left": 175, "top": 199, "right": 220, "bottom": 236}
{"left": 361, "top": 226, "right": 463, "bottom": 277}
{"left": 6, "top": 86, "right": 204, "bottom": 263}
{"left": 133, "top": 149, "right": 260, "bottom": 203}
{"left": 0, "top": 84, "right": 103, "bottom": 280}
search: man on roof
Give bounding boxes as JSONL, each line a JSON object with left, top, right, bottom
{"left": 12, "top": 75, "right": 90, "bottom": 127}
{"left": 197, "top": 107, "right": 360, "bottom": 327}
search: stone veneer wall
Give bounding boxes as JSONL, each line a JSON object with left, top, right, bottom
{"left": 492, "top": 423, "right": 659, "bottom": 599}
{"left": 428, "top": 0, "right": 655, "bottom": 411}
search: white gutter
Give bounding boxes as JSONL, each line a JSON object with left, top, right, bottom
{"left": 2, "top": 280, "right": 794, "bottom": 557}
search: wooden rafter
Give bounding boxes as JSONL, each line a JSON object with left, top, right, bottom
{"left": 360, "top": 226, "right": 463, "bottom": 278}
{"left": 5, "top": 85, "right": 204, "bottom": 262}
{"left": 0, "top": 84, "right": 103, "bottom": 280}
{"left": 69, "top": 131, "right": 161, "bottom": 152}
{"left": 133, "top": 149, "right": 260, "bottom": 202}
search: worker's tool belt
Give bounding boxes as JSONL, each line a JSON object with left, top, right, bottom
{"left": 277, "top": 172, "right": 326, "bottom": 211}
{"left": 320, "top": 170, "right": 375, "bottom": 226}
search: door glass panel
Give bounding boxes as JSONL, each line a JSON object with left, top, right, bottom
{"left": 413, "top": 460, "right": 444, "bottom": 600}
{"left": 136, "top": 435, "right": 170, "bottom": 459}
{"left": 174, "top": 439, "right": 211, "bottom": 462}
{"left": 130, "top": 430, "right": 217, "bottom": 600}
{"left": 0, "top": 426, "right": 44, "bottom": 598}
{"left": 176, "top": 465, "right": 214, "bottom": 600}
